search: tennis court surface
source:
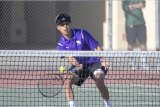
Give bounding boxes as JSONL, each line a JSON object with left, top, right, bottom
{"left": 0, "top": 50, "right": 159, "bottom": 107}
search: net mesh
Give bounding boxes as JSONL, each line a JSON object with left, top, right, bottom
{"left": 0, "top": 50, "right": 160, "bottom": 107}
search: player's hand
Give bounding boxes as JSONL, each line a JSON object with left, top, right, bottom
{"left": 100, "top": 57, "right": 110, "bottom": 70}
{"left": 129, "top": 4, "right": 136, "bottom": 11}
{"left": 69, "top": 64, "right": 83, "bottom": 75}
{"left": 67, "top": 57, "right": 83, "bottom": 69}
{"left": 75, "top": 63, "right": 83, "bottom": 74}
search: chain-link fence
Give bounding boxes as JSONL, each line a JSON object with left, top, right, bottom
{"left": 0, "top": 0, "right": 106, "bottom": 50}
{"left": 0, "top": 0, "right": 159, "bottom": 50}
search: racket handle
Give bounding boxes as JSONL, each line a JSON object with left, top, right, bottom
{"left": 68, "top": 65, "right": 82, "bottom": 74}
{"left": 68, "top": 65, "right": 76, "bottom": 71}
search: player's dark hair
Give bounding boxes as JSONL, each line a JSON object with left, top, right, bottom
{"left": 55, "top": 13, "right": 71, "bottom": 25}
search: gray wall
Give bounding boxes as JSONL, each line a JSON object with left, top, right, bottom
{"left": 71, "top": 1, "right": 105, "bottom": 46}
{"left": 0, "top": 1, "right": 105, "bottom": 50}
{"left": 24, "top": 2, "right": 57, "bottom": 49}
{"left": 0, "top": 2, "right": 11, "bottom": 48}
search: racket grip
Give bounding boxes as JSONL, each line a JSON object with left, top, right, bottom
{"left": 68, "top": 65, "right": 81, "bottom": 74}
{"left": 68, "top": 65, "right": 76, "bottom": 71}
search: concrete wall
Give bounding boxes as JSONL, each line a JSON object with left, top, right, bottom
{"left": 70, "top": 1, "right": 105, "bottom": 47}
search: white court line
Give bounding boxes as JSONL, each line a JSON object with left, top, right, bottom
{"left": 112, "top": 102, "right": 160, "bottom": 106}
{"left": 108, "top": 84, "right": 160, "bottom": 89}
{"left": 75, "top": 84, "right": 160, "bottom": 97}
{"left": 109, "top": 89, "right": 160, "bottom": 96}
{"left": 127, "top": 84, "right": 160, "bottom": 88}
{"left": 76, "top": 87, "right": 160, "bottom": 106}
{"left": 81, "top": 88, "right": 160, "bottom": 97}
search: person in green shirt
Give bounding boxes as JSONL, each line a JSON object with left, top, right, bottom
{"left": 122, "top": 0, "right": 148, "bottom": 70}
{"left": 122, "top": 0, "right": 147, "bottom": 51}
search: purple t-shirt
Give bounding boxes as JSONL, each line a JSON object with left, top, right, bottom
{"left": 56, "top": 29, "right": 100, "bottom": 64}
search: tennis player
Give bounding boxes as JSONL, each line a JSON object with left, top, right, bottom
{"left": 55, "top": 13, "right": 111, "bottom": 107}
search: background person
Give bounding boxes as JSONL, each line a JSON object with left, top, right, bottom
{"left": 122, "top": 0, "right": 147, "bottom": 51}
{"left": 122, "top": 0, "right": 148, "bottom": 69}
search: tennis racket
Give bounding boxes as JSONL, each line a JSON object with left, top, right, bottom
{"left": 37, "top": 65, "right": 79, "bottom": 98}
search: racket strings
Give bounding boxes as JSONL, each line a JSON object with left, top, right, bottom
{"left": 38, "top": 74, "right": 63, "bottom": 97}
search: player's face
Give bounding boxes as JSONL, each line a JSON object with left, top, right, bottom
{"left": 57, "top": 22, "right": 71, "bottom": 36}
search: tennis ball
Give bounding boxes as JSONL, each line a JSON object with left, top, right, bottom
{"left": 59, "top": 66, "right": 65, "bottom": 73}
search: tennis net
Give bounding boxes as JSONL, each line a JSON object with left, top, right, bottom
{"left": 0, "top": 50, "right": 159, "bottom": 107}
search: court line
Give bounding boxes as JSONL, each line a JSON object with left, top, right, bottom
{"left": 111, "top": 102, "right": 160, "bottom": 106}
{"left": 75, "top": 84, "right": 160, "bottom": 97}
{"left": 75, "top": 87, "right": 160, "bottom": 106}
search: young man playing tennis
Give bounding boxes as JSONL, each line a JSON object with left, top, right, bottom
{"left": 56, "top": 13, "right": 111, "bottom": 107}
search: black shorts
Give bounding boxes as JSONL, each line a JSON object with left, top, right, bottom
{"left": 74, "top": 62, "right": 107, "bottom": 86}
{"left": 126, "top": 24, "right": 146, "bottom": 45}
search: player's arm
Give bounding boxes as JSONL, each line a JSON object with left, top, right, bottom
{"left": 82, "top": 29, "right": 110, "bottom": 70}
{"left": 94, "top": 45, "right": 103, "bottom": 51}
{"left": 56, "top": 41, "right": 83, "bottom": 70}
{"left": 95, "top": 46, "right": 110, "bottom": 70}
{"left": 66, "top": 57, "right": 83, "bottom": 68}
{"left": 63, "top": 57, "right": 83, "bottom": 74}
{"left": 82, "top": 29, "right": 110, "bottom": 69}
{"left": 129, "top": 2, "right": 145, "bottom": 11}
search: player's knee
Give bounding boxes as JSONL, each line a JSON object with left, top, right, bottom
{"left": 64, "top": 79, "right": 71, "bottom": 89}
{"left": 64, "top": 75, "right": 74, "bottom": 84}
{"left": 93, "top": 69, "right": 105, "bottom": 80}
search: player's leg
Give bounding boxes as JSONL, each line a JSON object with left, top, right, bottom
{"left": 136, "top": 25, "right": 149, "bottom": 70}
{"left": 126, "top": 25, "right": 138, "bottom": 69}
{"left": 90, "top": 63, "right": 111, "bottom": 107}
{"left": 137, "top": 24, "right": 147, "bottom": 51}
{"left": 64, "top": 74, "right": 79, "bottom": 107}
{"left": 64, "top": 66, "right": 89, "bottom": 107}
{"left": 126, "top": 25, "right": 136, "bottom": 50}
